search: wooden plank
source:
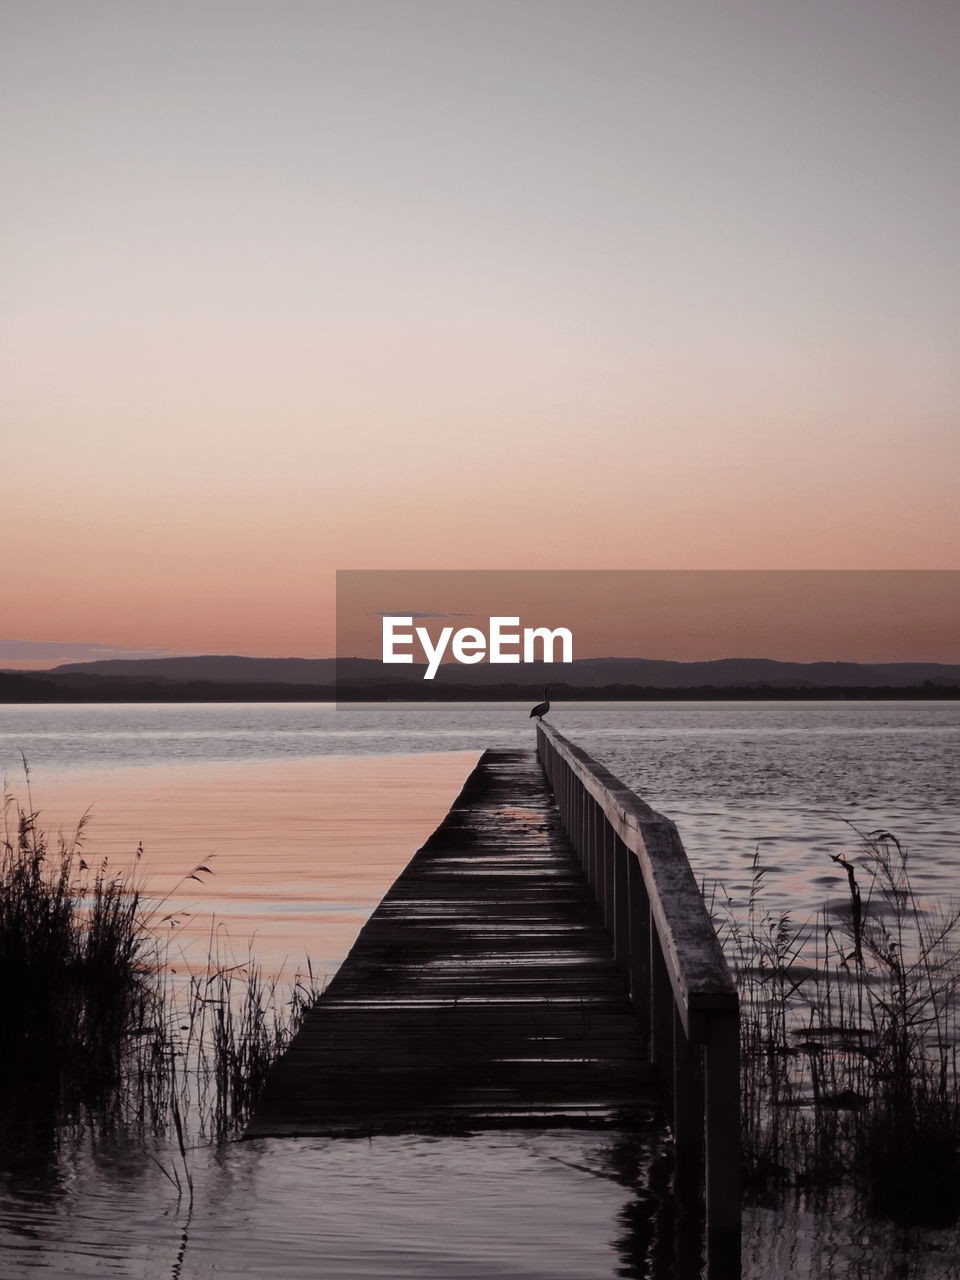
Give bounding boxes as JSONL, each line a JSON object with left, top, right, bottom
{"left": 246, "top": 749, "right": 660, "bottom": 1138}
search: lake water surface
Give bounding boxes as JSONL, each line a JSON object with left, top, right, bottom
{"left": 0, "top": 701, "right": 957, "bottom": 1278}
{"left": 3, "top": 700, "right": 957, "bottom": 933}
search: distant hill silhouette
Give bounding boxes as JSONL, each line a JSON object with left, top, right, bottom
{"left": 40, "top": 654, "right": 960, "bottom": 689}
{"left": 48, "top": 655, "right": 338, "bottom": 684}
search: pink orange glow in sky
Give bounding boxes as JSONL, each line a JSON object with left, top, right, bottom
{"left": 337, "top": 571, "right": 960, "bottom": 665}
{"left": 3, "top": 2, "right": 958, "bottom": 664}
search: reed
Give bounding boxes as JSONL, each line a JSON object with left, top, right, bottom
{"left": 0, "top": 790, "right": 160, "bottom": 1121}
{"left": 717, "top": 828, "right": 960, "bottom": 1225}
{"left": 179, "top": 943, "right": 319, "bottom": 1139}
{"left": 0, "top": 790, "right": 318, "bottom": 1147}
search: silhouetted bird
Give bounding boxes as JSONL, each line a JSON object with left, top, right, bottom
{"left": 529, "top": 685, "right": 550, "bottom": 720}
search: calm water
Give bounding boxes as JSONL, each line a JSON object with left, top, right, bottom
{"left": 3, "top": 700, "right": 957, "bottom": 920}
{"left": 0, "top": 701, "right": 957, "bottom": 1279}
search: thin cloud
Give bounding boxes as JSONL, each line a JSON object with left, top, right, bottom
{"left": 369, "top": 611, "right": 472, "bottom": 620}
{"left": 0, "top": 641, "right": 178, "bottom": 663}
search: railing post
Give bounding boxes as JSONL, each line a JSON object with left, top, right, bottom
{"left": 672, "top": 1008, "right": 703, "bottom": 1201}
{"left": 626, "top": 855, "right": 650, "bottom": 1027}
{"left": 584, "top": 792, "right": 593, "bottom": 889}
{"left": 600, "top": 819, "right": 613, "bottom": 933}
{"left": 613, "top": 834, "right": 630, "bottom": 974}
{"left": 585, "top": 799, "right": 593, "bottom": 897}
{"left": 705, "top": 1010, "right": 741, "bottom": 1276}
{"left": 570, "top": 767, "right": 577, "bottom": 842}
{"left": 574, "top": 777, "right": 582, "bottom": 865}
{"left": 649, "top": 923, "right": 673, "bottom": 1081}
{"left": 591, "top": 798, "right": 604, "bottom": 911}
{"left": 586, "top": 795, "right": 596, "bottom": 895}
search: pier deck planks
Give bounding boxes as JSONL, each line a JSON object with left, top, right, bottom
{"left": 245, "top": 749, "right": 659, "bottom": 1137}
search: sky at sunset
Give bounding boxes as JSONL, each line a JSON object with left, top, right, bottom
{"left": 3, "top": 1, "right": 958, "bottom": 664}
{"left": 337, "top": 571, "right": 960, "bottom": 665}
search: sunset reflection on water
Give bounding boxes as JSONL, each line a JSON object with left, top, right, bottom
{"left": 7, "top": 752, "right": 479, "bottom": 981}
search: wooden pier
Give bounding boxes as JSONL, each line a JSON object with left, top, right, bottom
{"left": 247, "top": 724, "right": 740, "bottom": 1271}
{"left": 247, "top": 747, "right": 658, "bottom": 1132}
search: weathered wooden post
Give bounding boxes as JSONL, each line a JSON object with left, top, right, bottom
{"left": 705, "top": 1009, "right": 742, "bottom": 1273}
{"left": 612, "top": 831, "right": 630, "bottom": 972}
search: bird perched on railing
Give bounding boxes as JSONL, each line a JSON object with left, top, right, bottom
{"left": 529, "top": 685, "right": 550, "bottom": 720}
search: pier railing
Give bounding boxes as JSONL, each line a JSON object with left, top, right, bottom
{"left": 537, "top": 721, "right": 740, "bottom": 1265}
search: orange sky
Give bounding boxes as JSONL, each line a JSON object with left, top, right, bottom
{"left": 337, "top": 571, "right": 960, "bottom": 665}
{"left": 3, "top": 3, "right": 958, "bottom": 666}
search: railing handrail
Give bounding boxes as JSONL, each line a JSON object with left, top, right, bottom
{"left": 537, "top": 721, "right": 741, "bottom": 1268}
{"left": 537, "top": 720, "right": 736, "bottom": 1040}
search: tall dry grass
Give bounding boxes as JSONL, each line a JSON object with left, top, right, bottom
{"left": 0, "top": 790, "right": 160, "bottom": 1122}
{"left": 0, "top": 788, "right": 319, "bottom": 1149}
{"left": 717, "top": 828, "right": 960, "bottom": 1226}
